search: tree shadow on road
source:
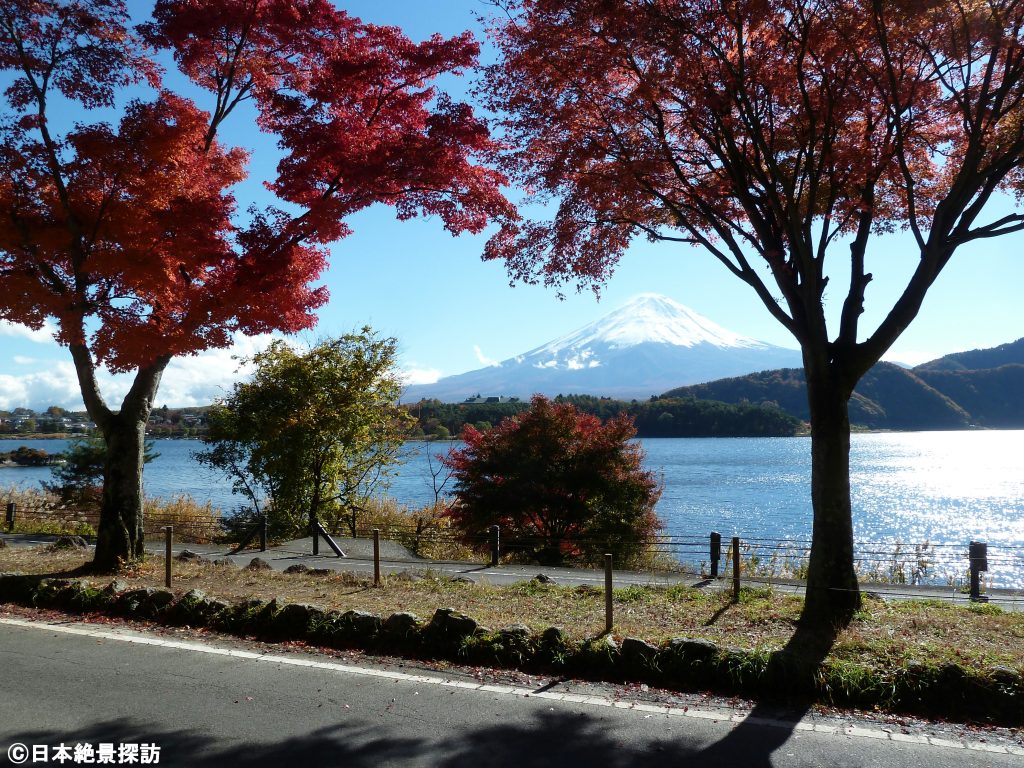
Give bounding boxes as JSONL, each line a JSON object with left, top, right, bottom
{"left": 690, "top": 618, "right": 841, "bottom": 767}
{"left": 11, "top": 718, "right": 425, "bottom": 768}
{"left": 6, "top": 623, "right": 841, "bottom": 768}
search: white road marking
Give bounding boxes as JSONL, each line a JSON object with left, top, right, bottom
{"left": 0, "top": 616, "right": 1012, "bottom": 755}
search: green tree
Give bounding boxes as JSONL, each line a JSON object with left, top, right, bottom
{"left": 443, "top": 395, "right": 662, "bottom": 566}
{"left": 46, "top": 436, "right": 158, "bottom": 508}
{"left": 196, "top": 330, "right": 414, "bottom": 539}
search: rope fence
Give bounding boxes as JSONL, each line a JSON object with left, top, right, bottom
{"left": 4, "top": 501, "right": 1022, "bottom": 598}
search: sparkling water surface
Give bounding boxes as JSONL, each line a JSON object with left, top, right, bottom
{"left": 3, "top": 432, "right": 1021, "bottom": 583}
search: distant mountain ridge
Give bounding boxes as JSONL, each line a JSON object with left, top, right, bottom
{"left": 404, "top": 294, "right": 803, "bottom": 402}
{"left": 663, "top": 338, "right": 1024, "bottom": 429}
{"left": 915, "top": 337, "right": 1024, "bottom": 372}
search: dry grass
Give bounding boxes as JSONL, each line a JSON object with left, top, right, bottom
{"left": 2, "top": 546, "right": 1022, "bottom": 675}
{"left": 143, "top": 495, "right": 222, "bottom": 543}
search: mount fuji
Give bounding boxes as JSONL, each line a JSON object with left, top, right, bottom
{"left": 403, "top": 294, "right": 803, "bottom": 402}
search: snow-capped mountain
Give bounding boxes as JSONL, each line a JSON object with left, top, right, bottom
{"left": 403, "top": 294, "right": 803, "bottom": 402}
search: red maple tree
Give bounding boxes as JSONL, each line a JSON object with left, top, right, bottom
{"left": 481, "top": 0, "right": 1024, "bottom": 625}
{"left": 0, "top": 0, "right": 510, "bottom": 569}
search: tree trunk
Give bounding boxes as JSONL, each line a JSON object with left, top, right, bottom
{"left": 69, "top": 343, "right": 170, "bottom": 573}
{"left": 801, "top": 360, "right": 861, "bottom": 626}
{"left": 92, "top": 412, "right": 149, "bottom": 571}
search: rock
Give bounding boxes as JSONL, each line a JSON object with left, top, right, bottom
{"left": 275, "top": 602, "right": 313, "bottom": 631}
{"left": 47, "top": 535, "right": 88, "bottom": 551}
{"left": 0, "top": 538, "right": 7, "bottom": 549}
{"left": 116, "top": 587, "right": 174, "bottom": 618}
{"left": 533, "top": 574, "right": 554, "bottom": 584}
{"left": 576, "top": 634, "right": 620, "bottom": 675}
{"left": 0, "top": 574, "right": 39, "bottom": 604}
{"left": 246, "top": 557, "right": 273, "bottom": 571}
{"left": 622, "top": 637, "right": 659, "bottom": 663}
{"left": 32, "top": 578, "right": 73, "bottom": 607}
{"left": 214, "top": 599, "right": 266, "bottom": 632}
{"left": 169, "top": 588, "right": 228, "bottom": 626}
{"left": 538, "top": 626, "right": 571, "bottom": 668}
{"left": 541, "top": 626, "right": 566, "bottom": 645}
{"left": 427, "top": 608, "right": 478, "bottom": 644}
{"left": 621, "top": 637, "right": 660, "bottom": 678}
{"left": 498, "top": 623, "right": 532, "bottom": 640}
{"left": 284, "top": 564, "right": 310, "bottom": 574}
{"left": 990, "top": 665, "right": 1022, "bottom": 687}
{"left": 175, "top": 549, "right": 208, "bottom": 563}
{"left": 213, "top": 558, "right": 235, "bottom": 567}
{"left": 451, "top": 576, "right": 475, "bottom": 584}
{"left": 382, "top": 612, "right": 422, "bottom": 638}
{"left": 340, "top": 610, "right": 382, "bottom": 638}
{"left": 103, "top": 580, "right": 129, "bottom": 596}
{"left": 667, "top": 637, "right": 719, "bottom": 661}
{"left": 308, "top": 568, "right": 333, "bottom": 576}
{"left": 394, "top": 570, "right": 423, "bottom": 582}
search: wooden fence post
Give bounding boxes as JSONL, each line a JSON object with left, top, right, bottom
{"left": 604, "top": 553, "right": 613, "bottom": 633}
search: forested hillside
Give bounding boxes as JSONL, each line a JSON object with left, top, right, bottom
{"left": 405, "top": 395, "right": 801, "bottom": 438}
{"left": 662, "top": 339, "right": 1024, "bottom": 430}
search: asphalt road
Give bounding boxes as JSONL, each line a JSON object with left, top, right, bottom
{"left": 0, "top": 617, "right": 1019, "bottom": 767}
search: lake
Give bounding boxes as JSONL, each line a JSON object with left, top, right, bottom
{"left": 3, "top": 431, "right": 1022, "bottom": 584}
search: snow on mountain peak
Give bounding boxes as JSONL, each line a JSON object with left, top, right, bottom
{"left": 531, "top": 293, "right": 767, "bottom": 357}
{"left": 402, "top": 292, "right": 804, "bottom": 402}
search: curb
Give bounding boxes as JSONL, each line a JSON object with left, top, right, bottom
{"left": 0, "top": 572, "right": 1020, "bottom": 725}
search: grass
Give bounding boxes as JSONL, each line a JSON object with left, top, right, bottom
{"left": 3, "top": 545, "right": 1022, "bottom": 679}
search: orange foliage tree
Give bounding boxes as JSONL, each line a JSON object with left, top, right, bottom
{"left": 482, "top": 0, "right": 1024, "bottom": 625}
{"left": 0, "top": 0, "right": 510, "bottom": 569}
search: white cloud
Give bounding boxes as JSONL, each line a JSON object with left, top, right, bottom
{"left": 473, "top": 345, "right": 501, "bottom": 368}
{"left": 0, "top": 333, "right": 283, "bottom": 411}
{"left": 12, "top": 356, "right": 38, "bottom": 365}
{"left": 154, "top": 333, "right": 281, "bottom": 407}
{"left": 0, "top": 320, "right": 57, "bottom": 343}
{"left": 0, "top": 362, "right": 86, "bottom": 411}
{"left": 401, "top": 366, "right": 442, "bottom": 386}
{"left": 565, "top": 349, "right": 599, "bottom": 371}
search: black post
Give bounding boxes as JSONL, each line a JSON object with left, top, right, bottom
{"left": 311, "top": 512, "right": 319, "bottom": 556}
{"left": 969, "top": 541, "right": 988, "bottom": 602}
{"left": 164, "top": 526, "right": 173, "bottom": 589}
{"left": 732, "top": 536, "right": 741, "bottom": 602}
{"left": 373, "top": 529, "right": 381, "bottom": 587}
{"left": 490, "top": 525, "right": 500, "bottom": 567}
{"left": 260, "top": 514, "right": 268, "bottom": 552}
{"left": 5, "top": 502, "right": 14, "bottom": 532}
{"left": 710, "top": 531, "right": 721, "bottom": 578}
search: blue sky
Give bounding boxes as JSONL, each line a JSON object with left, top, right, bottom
{"left": 1, "top": 0, "right": 1022, "bottom": 410}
